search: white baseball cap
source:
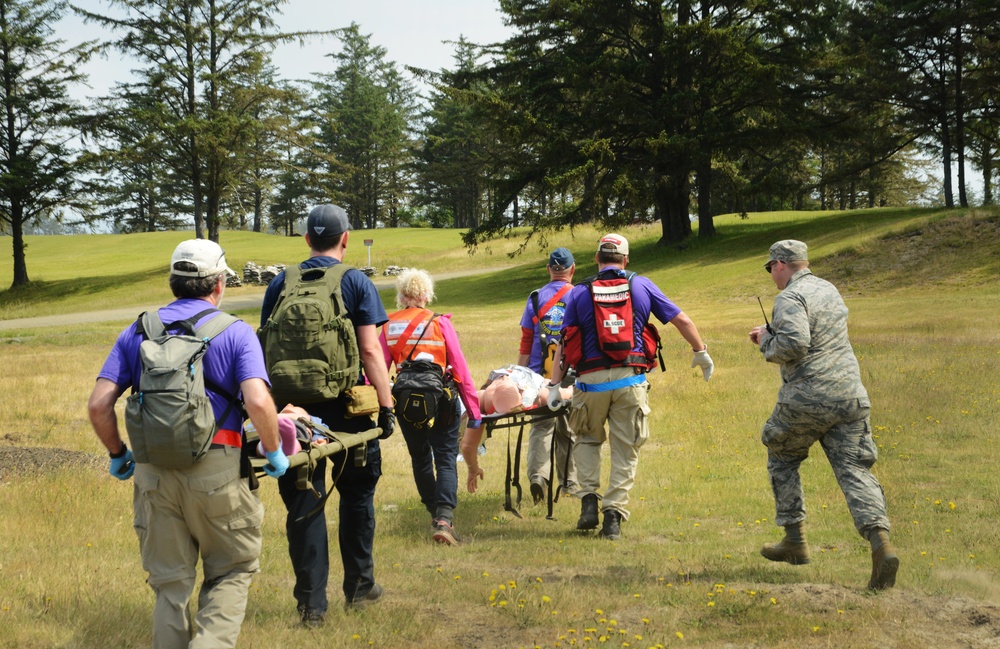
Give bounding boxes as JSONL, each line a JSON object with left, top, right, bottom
{"left": 597, "top": 233, "right": 629, "bottom": 256}
{"left": 170, "top": 239, "right": 233, "bottom": 278}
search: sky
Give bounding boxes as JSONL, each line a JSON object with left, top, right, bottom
{"left": 59, "top": 0, "right": 514, "bottom": 100}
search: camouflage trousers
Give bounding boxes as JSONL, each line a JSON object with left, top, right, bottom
{"left": 762, "top": 398, "right": 890, "bottom": 535}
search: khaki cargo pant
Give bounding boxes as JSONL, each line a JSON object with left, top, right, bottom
{"left": 526, "top": 412, "right": 577, "bottom": 492}
{"left": 133, "top": 446, "right": 264, "bottom": 649}
{"left": 568, "top": 367, "right": 651, "bottom": 520}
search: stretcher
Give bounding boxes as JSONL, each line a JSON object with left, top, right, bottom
{"left": 248, "top": 418, "right": 382, "bottom": 476}
{"left": 482, "top": 402, "right": 571, "bottom": 520}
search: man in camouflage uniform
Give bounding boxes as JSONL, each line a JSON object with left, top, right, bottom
{"left": 749, "top": 240, "right": 898, "bottom": 590}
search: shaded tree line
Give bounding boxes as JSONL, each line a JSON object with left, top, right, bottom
{"left": 4, "top": 0, "right": 1000, "bottom": 287}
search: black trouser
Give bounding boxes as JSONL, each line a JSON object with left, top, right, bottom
{"left": 277, "top": 404, "right": 382, "bottom": 611}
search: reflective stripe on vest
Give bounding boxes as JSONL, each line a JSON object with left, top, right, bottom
{"left": 385, "top": 307, "right": 448, "bottom": 368}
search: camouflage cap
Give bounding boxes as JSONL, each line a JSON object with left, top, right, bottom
{"left": 767, "top": 239, "right": 808, "bottom": 266}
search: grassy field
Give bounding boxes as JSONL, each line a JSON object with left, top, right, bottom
{"left": 1, "top": 209, "right": 999, "bottom": 648}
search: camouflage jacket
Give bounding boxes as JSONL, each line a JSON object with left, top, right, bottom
{"left": 758, "top": 269, "right": 869, "bottom": 405}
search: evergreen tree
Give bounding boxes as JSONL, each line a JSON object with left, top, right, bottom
{"left": 0, "top": 0, "right": 93, "bottom": 287}
{"left": 310, "top": 23, "right": 416, "bottom": 230}
{"left": 79, "top": 0, "right": 323, "bottom": 241}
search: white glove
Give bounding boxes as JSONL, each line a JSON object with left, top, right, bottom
{"left": 691, "top": 347, "right": 714, "bottom": 382}
{"left": 546, "top": 384, "right": 566, "bottom": 411}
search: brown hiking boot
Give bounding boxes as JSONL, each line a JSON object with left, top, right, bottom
{"left": 761, "top": 538, "right": 811, "bottom": 565}
{"left": 868, "top": 531, "right": 899, "bottom": 590}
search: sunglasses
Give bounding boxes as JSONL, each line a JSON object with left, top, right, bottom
{"left": 764, "top": 260, "right": 779, "bottom": 273}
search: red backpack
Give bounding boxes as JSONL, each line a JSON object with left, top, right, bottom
{"left": 562, "top": 272, "right": 664, "bottom": 375}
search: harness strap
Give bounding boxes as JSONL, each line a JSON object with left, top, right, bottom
{"left": 531, "top": 283, "right": 572, "bottom": 326}
{"left": 576, "top": 372, "right": 647, "bottom": 393}
{"left": 503, "top": 421, "right": 526, "bottom": 519}
{"left": 396, "top": 313, "right": 439, "bottom": 364}
{"left": 546, "top": 422, "right": 556, "bottom": 519}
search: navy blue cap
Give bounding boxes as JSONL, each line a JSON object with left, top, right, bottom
{"left": 307, "top": 204, "right": 349, "bottom": 240}
{"left": 548, "top": 247, "right": 575, "bottom": 270}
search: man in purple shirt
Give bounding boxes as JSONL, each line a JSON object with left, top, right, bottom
{"left": 549, "top": 234, "right": 714, "bottom": 541}
{"left": 88, "top": 239, "right": 287, "bottom": 648}
{"left": 517, "top": 247, "right": 578, "bottom": 504}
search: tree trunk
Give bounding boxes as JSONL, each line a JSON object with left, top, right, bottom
{"left": 655, "top": 172, "right": 692, "bottom": 245}
{"left": 696, "top": 155, "right": 715, "bottom": 238}
{"left": 254, "top": 187, "right": 263, "bottom": 232}
{"left": 982, "top": 146, "right": 994, "bottom": 205}
{"left": 954, "top": 0, "right": 968, "bottom": 208}
{"left": 10, "top": 202, "right": 28, "bottom": 287}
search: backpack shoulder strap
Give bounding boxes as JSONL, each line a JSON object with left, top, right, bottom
{"left": 136, "top": 311, "right": 165, "bottom": 340}
{"left": 533, "top": 283, "right": 572, "bottom": 326}
{"left": 193, "top": 311, "right": 240, "bottom": 340}
{"left": 163, "top": 307, "right": 222, "bottom": 337}
{"left": 529, "top": 290, "right": 541, "bottom": 325}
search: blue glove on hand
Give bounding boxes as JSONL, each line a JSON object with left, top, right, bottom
{"left": 264, "top": 448, "right": 289, "bottom": 478}
{"left": 109, "top": 443, "right": 135, "bottom": 480}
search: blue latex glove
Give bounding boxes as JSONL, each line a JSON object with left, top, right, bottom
{"left": 264, "top": 448, "right": 289, "bottom": 478}
{"left": 109, "top": 444, "right": 135, "bottom": 480}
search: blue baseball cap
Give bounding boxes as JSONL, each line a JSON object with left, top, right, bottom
{"left": 548, "top": 247, "right": 575, "bottom": 270}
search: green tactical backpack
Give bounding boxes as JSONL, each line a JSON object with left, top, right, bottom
{"left": 125, "top": 308, "right": 240, "bottom": 468}
{"left": 259, "top": 263, "right": 360, "bottom": 406}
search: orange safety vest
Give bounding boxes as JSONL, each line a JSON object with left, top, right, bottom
{"left": 385, "top": 307, "right": 448, "bottom": 368}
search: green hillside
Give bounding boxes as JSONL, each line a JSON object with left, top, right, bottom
{"left": 3, "top": 207, "right": 997, "bottom": 321}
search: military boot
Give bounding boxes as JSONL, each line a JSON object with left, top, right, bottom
{"left": 761, "top": 523, "right": 810, "bottom": 565}
{"left": 577, "top": 494, "right": 599, "bottom": 530}
{"left": 867, "top": 529, "right": 899, "bottom": 590}
{"left": 599, "top": 510, "right": 622, "bottom": 540}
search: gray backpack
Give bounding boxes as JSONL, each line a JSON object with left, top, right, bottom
{"left": 125, "top": 308, "right": 240, "bottom": 468}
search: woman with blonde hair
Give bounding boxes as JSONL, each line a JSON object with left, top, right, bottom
{"left": 380, "top": 269, "right": 482, "bottom": 545}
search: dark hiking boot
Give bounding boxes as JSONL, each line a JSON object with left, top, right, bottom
{"left": 761, "top": 538, "right": 811, "bottom": 565}
{"left": 577, "top": 494, "right": 599, "bottom": 530}
{"left": 345, "top": 582, "right": 383, "bottom": 611}
{"left": 530, "top": 479, "right": 547, "bottom": 506}
{"left": 599, "top": 510, "right": 622, "bottom": 540}
{"left": 868, "top": 530, "right": 899, "bottom": 590}
{"left": 298, "top": 604, "right": 325, "bottom": 627}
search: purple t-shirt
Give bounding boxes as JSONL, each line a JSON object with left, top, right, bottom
{"left": 519, "top": 279, "right": 572, "bottom": 374}
{"left": 97, "top": 298, "right": 268, "bottom": 432}
{"left": 563, "top": 268, "right": 681, "bottom": 363}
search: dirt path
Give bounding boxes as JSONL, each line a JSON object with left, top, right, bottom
{"left": 0, "top": 266, "right": 509, "bottom": 330}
